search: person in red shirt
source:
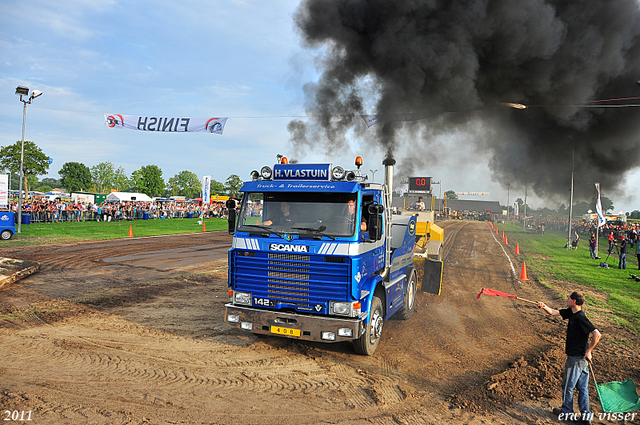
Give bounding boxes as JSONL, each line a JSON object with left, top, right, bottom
{"left": 608, "top": 232, "right": 615, "bottom": 253}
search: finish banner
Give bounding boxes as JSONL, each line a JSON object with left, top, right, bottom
{"left": 105, "top": 114, "right": 228, "bottom": 134}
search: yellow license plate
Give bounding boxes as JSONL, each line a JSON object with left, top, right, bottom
{"left": 270, "top": 326, "right": 301, "bottom": 337}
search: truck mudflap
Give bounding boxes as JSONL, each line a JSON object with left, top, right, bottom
{"left": 225, "top": 304, "right": 364, "bottom": 343}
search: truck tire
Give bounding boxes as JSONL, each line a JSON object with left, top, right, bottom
{"left": 396, "top": 270, "right": 417, "bottom": 320}
{"left": 353, "top": 296, "right": 383, "bottom": 356}
{"left": 0, "top": 229, "right": 12, "bottom": 240}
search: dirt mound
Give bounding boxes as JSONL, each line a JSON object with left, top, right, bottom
{"left": 450, "top": 346, "right": 565, "bottom": 412}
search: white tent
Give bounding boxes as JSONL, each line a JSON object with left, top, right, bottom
{"left": 106, "top": 192, "right": 153, "bottom": 202}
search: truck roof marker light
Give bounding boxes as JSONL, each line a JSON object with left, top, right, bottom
{"left": 280, "top": 156, "right": 288, "bottom": 164}
{"left": 260, "top": 166, "right": 273, "bottom": 180}
{"left": 250, "top": 170, "right": 260, "bottom": 181}
{"left": 355, "top": 156, "right": 363, "bottom": 169}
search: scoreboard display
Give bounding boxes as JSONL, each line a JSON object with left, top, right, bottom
{"left": 408, "top": 177, "right": 431, "bottom": 193}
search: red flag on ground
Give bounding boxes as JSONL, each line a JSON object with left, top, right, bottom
{"left": 476, "top": 287, "right": 537, "bottom": 304}
{"left": 477, "top": 287, "right": 517, "bottom": 300}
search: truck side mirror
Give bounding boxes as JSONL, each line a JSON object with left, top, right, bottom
{"left": 368, "top": 203, "right": 384, "bottom": 215}
{"left": 368, "top": 213, "right": 383, "bottom": 240}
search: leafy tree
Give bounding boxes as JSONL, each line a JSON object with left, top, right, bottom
{"left": 225, "top": 174, "right": 243, "bottom": 196}
{"left": 59, "top": 161, "right": 92, "bottom": 192}
{"left": 38, "top": 185, "right": 52, "bottom": 193}
{"left": 130, "top": 165, "right": 164, "bottom": 197}
{"left": 444, "top": 190, "right": 458, "bottom": 200}
{"left": 167, "top": 170, "right": 200, "bottom": 198}
{"left": 629, "top": 210, "right": 640, "bottom": 219}
{"left": 91, "top": 162, "right": 115, "bottom": 193}
{"left": 112, "top": 166, "right": 129, "bottom": 191}
{"left": 0, "top": 140, "right": 50, "bottom": 195}
{"left": 90, "top": 162, "right": 130, "bottom": 193}
{"left": 211, "top": 179, "right": 225, "bottom": 195}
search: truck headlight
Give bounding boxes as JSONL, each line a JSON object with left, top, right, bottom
{"left": 234, "top": 291, "right": 252, "bottom": 305}
{"left": 338, "top": 328, "right": 353, "bottom": 337}
{"left": 329, "top": 301, "right": 361, "bottom": 317}
{"left": 227, "top": 314, "right": 240, "bottom": 323}
{"left": 321, "top": 331, "right": 336, "bottom": 341}
{"left": 330, "top": 301, "right": 351, "bottom": 315}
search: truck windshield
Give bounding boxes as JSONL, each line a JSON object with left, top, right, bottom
{"left": 237, "top": 192, "right": 360, "bottom": 237}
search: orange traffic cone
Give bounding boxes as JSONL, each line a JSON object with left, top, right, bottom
{"left": 128, "top": 224, "right": 133, "bottom": 237}
{"left": 515, "top": 242, "right": 520, "bottom": 255}
{"left": 520, "top": 261, "right": 529, "bottom": 281}
{"left": 502, "top": 231, "right": 505, "bottom": 239}
{"left": 202, "top": 220, "right": 206, "bottom": 232}
{"left": 504, "top": 235, "right": 508, "bottom": 245}
{"left": 495, "top": 227, "right": 498, "bottom": 235}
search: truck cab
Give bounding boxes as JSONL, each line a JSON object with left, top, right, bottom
{"left": 225, "top": 157, "right": 418, "bottom": 355}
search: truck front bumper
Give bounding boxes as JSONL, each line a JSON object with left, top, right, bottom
{"left": 225, "top": 304, "right": 363, "bottom": 342}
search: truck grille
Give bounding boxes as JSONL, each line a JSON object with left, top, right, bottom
{"left": 231, "top": 249, "right": 351, "bottom": 309}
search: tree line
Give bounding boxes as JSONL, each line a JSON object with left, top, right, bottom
{"left": 0, "top": 140, "right": 242, "bottom": 198}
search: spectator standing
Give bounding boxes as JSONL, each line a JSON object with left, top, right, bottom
{"left": 588, "top": 234, "right": 597, "bottom": 259}
{"left": 538, "top": 292, "right": 601, "bottom": 423}
{"left": 608, "top": 232, "right": 615, "bottom": 253}
{"left": 571, "top": 231, "right": 580, "bottom": 251}
{"left": 636, "top": 235, "right": 640, "bottom": 271}
{"left": 617, "top": 235, "right": 628, "bottom": 270}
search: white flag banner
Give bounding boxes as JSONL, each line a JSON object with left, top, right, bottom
{"left": 0, "top": 174, "right": 8, "bottom": 209}
{"left": 514, "top": 202, "right": 519, "bottom": 216}
{"left": 202, "top": 175, "right": 211, "bottom": 204}
{"left": 105, "top": 114, "right": 228, "bottom": 134}
{"left": 595, "top": 182, "right": 606, "bottom": 228}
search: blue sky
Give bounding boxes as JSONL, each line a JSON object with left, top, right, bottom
{"left": 1, "top": 0, "right": 639, "bottom": 213}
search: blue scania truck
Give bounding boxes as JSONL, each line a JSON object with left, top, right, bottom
{"left": 225, "top": 156, "right": 418, "bottom": 355}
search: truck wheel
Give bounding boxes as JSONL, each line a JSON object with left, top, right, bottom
{"left": 353, "top": 296, "right": 383, "bottom": 356}
{"left": 396, "top": 270, "right": 417, "bottom": 320}
{"left": 0, "top": 229, "right": 12, "bottom": 240}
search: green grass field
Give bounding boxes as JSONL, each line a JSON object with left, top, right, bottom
{"left": 496, "top": 223, "right": 640, "bottom": 332}
{"left": 0, "top": 217, "right": 228, "bottom": 246}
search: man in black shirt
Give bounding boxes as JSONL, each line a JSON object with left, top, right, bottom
{"left": 617, "top": 235, "right": 628, "bottom": 270}
{"left": 538, "top": 292, "right": 601, "bottom": 424}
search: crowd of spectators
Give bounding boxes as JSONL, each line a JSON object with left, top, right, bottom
{"left": 5, "top": 198, "right": 233, "bottom": 223}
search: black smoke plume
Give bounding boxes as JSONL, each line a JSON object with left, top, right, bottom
{"left": 289, "top": 0, "right": 640, "bottom": 203}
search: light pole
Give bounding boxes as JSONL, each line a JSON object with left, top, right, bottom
{"left": 566, "top": 150, "right": 575, "bottom": 249}
{"left": 369, "top": 169, "right": 377, "bottom": 182}
{"left": 15, "top": 86, "right": 43, "bottom": 234}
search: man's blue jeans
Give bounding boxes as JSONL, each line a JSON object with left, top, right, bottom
{"left": 561, "top": 356, "right": 590, "bottom": 414}
{"left": 619, "top": 253, "right": 627, "bottom": 269}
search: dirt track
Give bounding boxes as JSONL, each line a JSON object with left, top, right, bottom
{"left": 1, "top": 221, "right": 639, "bottom": 424}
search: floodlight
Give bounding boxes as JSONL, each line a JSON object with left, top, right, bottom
{"left": 15, "top": 86, "right": 29, "bottom": 96}
{"left": 30, "top": 90, "right": 43, "bottom": 100}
